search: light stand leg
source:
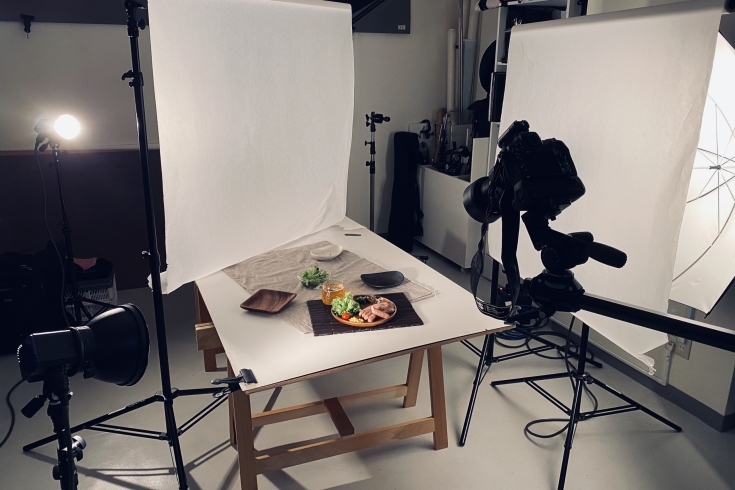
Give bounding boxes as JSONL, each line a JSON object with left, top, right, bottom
{"left": 557, "top": 323, "right": 589, "bottom": 490}
{"left": 459, "top": 333, "right": 494, "bottom": 446}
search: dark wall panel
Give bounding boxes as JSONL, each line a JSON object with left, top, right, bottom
{"left": 0, "top": 0, "right": 144, "bottom": 25}
{"left": 0, "top": 149, "right": 165, "bottom": 290}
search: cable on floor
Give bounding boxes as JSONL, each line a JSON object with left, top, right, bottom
{"left": 0, "top": 378, "right": 25, "bottom": 449}
{"left": 522, "top": 318, "right": 599, "bottom": 440}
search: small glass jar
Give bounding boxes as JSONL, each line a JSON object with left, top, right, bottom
{"left": 321, "top": 280, "right": 345, "bottom": 305}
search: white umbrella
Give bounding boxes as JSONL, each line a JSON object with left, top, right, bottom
{"left": 671, "top": 34, "right": 735, "bottom": 314}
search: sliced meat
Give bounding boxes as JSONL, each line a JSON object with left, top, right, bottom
{"left": 367, "top": 313, "right": 378, "bottom": 322}
{"left": 371, "top": 306, "right": 391, "bottom": 319}
{"left": 373, "top": 302, "right": 390, "bottom": 311}
{"left": 359, "top": 305, "right": 372, "bottom": 320}
{"left": 373, "top": 301, "right": 395, "bottom": 315}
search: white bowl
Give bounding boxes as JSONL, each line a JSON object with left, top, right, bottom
{"left": 310, "top": 244, "right": 344, "bottom": 261}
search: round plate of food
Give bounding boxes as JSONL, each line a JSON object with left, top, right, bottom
{"left": 331, "top": 294, "right": 397, "bottom": 328}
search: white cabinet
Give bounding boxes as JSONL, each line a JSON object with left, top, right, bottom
{"left": 416, "top": 138, "right": 490, "bottom": 268}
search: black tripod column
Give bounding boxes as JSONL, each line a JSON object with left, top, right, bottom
{"left": 52, "top": 145, "right": 80, "bottom": 323}
{"left": 45, "top": 372, "right": 77, "bottom": 490}
{"left": 365, "top": 112, "right": 389, "bottom": 233}
{"left": 123, "top": 2, "right": 187, "bottom": 488}
{"left": 51, "top": 146, "right": 89, "bottom": 325}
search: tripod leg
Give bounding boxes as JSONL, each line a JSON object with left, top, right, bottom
{"left": 163, "top": 398, "right": 188, "bottom": 489}
{"left": 459, "top": 334, "right": 494, "bottom": 446}
{"left": 557, "top": 374, "right": 585, "bottom": 490}
{"left": 590, "top": 378, "right": 682, "bottom": 432}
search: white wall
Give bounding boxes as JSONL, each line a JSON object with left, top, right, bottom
{"left": 0, "top": 21, "right": 158, "bottom": 151}
{"left": 346, "top": 0, "right": 457, "bottom": 232}
{"left": 587, "top": 0, "right": 689, "bottom": 15}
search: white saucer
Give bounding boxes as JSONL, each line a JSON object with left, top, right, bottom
{"left": 310, "top": 244, "right": 344, "bottom": 261}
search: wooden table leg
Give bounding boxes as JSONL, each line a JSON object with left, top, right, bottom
{"left": 427, "top": 346, "right": 448, "bottom": 450}
{"left": 403, "top": 350, "right": 424, "bottom": 408}
{"left": 233, "top": 389, "right": 258, "bottom": 490}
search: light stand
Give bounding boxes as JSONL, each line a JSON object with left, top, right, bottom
{"left": 21, "top": 370, "right": 87, "bottom": 490}
{"left": 458, "top": 258, "right": 602, "bottom": 446}
{"left": 23, "top": 4, "right": 228, "bottom": 489}
{"left": 36, "top": 136, "right": 112, "bottom": 326}
{"left": 365, "top": 111, "right": 390, "bottom": 232}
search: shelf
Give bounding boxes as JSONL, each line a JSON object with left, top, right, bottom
{"left": 499, "top": 0, "right": 567, "bottom": 8}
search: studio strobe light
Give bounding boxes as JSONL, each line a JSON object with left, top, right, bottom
{"left": 18, "top": 304, "right": 149, "bottom": 385}
{"left": 17, "top": 305, "right": 150, "bottom": 490}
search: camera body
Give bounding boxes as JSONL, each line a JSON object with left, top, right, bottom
{"left": 463, "top": 120, "right": 586, "bottom": 224}
{"left": 499, "top": 121, "right": 585, "bottom": 218}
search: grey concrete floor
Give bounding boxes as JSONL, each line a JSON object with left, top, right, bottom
{"left": 1, "top": 243, "right": 734, "bottom": 489}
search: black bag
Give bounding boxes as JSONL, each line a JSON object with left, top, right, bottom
{"left": 387, "top": 132, "right": 424, "bottom": 252}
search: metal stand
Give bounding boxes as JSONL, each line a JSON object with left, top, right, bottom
{"left": 491, "top": 322, "right": 681, "bottom": 490}
{"left": 49, "top": 145, "right": 111, "bottom": 325}
{"left": 458, "top": 259, "right": 602, "bottom": 446}
{"left": 365, "top": 111, "right": 390, "bottom": 232}
{"left": 21, "top": 370, "right": 87, "bottom": 490}
{"left": 23, "top": 5, "right": 225, "bottom": 489}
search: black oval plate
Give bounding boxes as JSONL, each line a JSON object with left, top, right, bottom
{"left": 361, "top": 271, "right": 405, "bottom": 289}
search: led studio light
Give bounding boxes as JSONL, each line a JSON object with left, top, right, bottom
{"left": 53, "top": 114, "right": 80, "bottom": 140}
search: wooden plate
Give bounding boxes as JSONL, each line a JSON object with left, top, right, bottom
{"left": 331, "top": 298, "right": 397, "bottom": 328}
{"left": 240, "top": 289, "right": 296, "bottom": 314}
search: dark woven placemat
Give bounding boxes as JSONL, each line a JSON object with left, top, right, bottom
{"left": 307, "top": 293, "right": 424, "bottom": 336}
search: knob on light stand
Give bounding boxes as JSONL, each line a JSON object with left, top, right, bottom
{"left": 365, "top": 112, "right": 390, "bottom": 232}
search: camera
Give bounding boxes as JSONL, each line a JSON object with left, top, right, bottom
{"left": 463, "top": 120, "right": 585, "bottom": 224}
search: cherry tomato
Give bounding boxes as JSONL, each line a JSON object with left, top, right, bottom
{"left": 341, "top": 312, "right": 351, "bottom": 320}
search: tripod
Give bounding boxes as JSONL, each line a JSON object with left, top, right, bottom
{"left": 46, "top": 144, "right": 112, "bottom": 325}
{"left": 23, "top": 4, "right": 226, "bottom": 489}
{"left": 460, "top": 222, "right": 683, "bottom": 490}
{"left": 365, "top": 111, "right": 390, "bottom": 232}
{"left": 491, "top": 310, "right": 680, "bottom": 490}
{"left": 458, "top": 258, "right": 602, "bottom": 446}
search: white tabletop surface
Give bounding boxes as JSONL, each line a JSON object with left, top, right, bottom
{"left": 195, "top": 218, "right": 510, "bottom": 393}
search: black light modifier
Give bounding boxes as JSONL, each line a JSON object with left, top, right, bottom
{"left": 18, "top": 304, "right": 150, "bottom": 386}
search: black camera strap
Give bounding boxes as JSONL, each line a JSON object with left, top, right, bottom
{"left": 470, "top": 163, "right": 520, "bottom": 320}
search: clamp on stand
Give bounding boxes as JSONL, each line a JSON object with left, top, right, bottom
{"left": 365, "top": 112, "right": 390, "bottom": 232}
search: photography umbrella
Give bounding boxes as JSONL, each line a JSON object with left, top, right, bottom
{"left": 671, "top": 34, "right": 735, "bottom": 314}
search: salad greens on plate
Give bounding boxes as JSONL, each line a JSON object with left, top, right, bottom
{"left": 331, "top": 292, "right": 361, "bottom": 316}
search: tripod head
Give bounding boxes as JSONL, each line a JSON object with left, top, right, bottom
{"left": 366, "top": 112, "right": 390, "bottom": 131}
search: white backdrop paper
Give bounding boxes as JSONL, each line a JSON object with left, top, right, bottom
{"left": 147, "top": 0, "right": 354, "bottom": 293}
{"left": 488, "top": 1, "right": 722, "bottom": 366}
{"left": 671, "top": 34, "right": 735, "bottom": 314}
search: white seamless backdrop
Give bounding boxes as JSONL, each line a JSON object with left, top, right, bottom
{"left": 148, "top": 0, "right": 355, "bottom": 293}
{"left": 488, "top": 0, "right": 723, "bottom": 368}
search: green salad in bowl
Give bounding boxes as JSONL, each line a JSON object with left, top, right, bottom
{"left": 298, "top": 264, "right": 329, "bottom": 289}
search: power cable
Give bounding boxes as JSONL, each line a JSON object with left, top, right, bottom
{"left": 0, "top": 378, "right": 25, "bottom": 449}
{"left": 523, "top": 318, "right": 599, "bottom": 439}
